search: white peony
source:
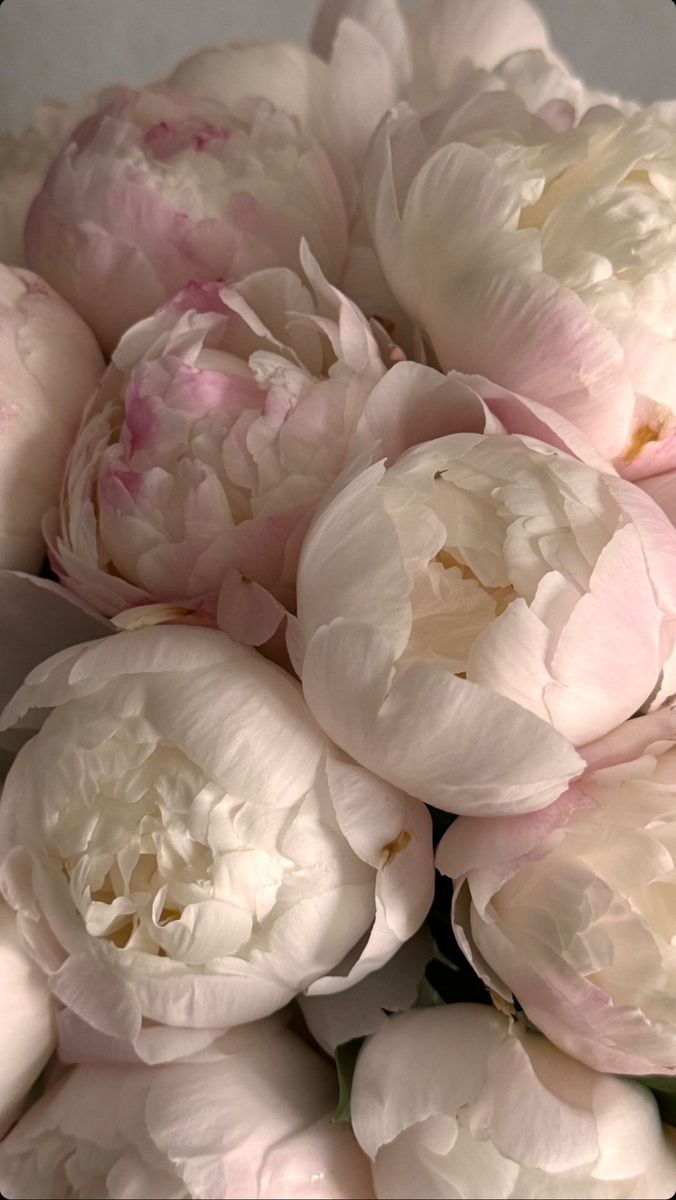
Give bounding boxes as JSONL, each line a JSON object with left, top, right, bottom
{"left": 351, "top": 1004, "right": 676, "bottom": 1199}
{"left": 0, "top": 1024, "right": 374, "bottom": 1199}
{"left": 0, "top": 625, "right": 433, "bottom": 1059}
{"left": 366, "top": 94, "right": 676, "bottom": 480}
{"left": 293, "top": 432, "right": 676, "bottom": 815}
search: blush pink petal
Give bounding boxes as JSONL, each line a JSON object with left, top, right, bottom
{"left": 0, "top": 1029, "right": 374, "bottom": 1200}
{"left": 26, "top": 88, "right": 348, "bottom": 352}
{"left": 49, "top": 254, "right": 485, "bottom": 644}
{"left": 302, "top": 620, "right": 583, "bottom": 815}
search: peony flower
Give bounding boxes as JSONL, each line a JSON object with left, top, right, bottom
{"left": 0, "top": 265, "right": 104, "bottom": 571}
{"left": 0, "top": 900, "right": 55, "bottom": 1138}
{"left": 366, "top": 96, "right": 676, "bottom": 479}
{"left": 167, "top": 2, "right": 562, "bottom": 203}
{"left": 0, "top": 1025, "right": 374, "bottom": 1199}
{"left": 438, "top": 706, "right": 676, "bottom": 1075}
{"left": 0, "top": 625, "right": 433, "bottom": 1059}
{"left": 47, "top": 252, "right": 490, "bottom": 645}
{"left": 350, "top": 1004, "right": 676, "bottom": 1199}
{"left": 312, "top": 0, "right": 626, "bottom": 172}
{"left": 25, "top": 86, "right": 348, "bottom": 353}
{"left": 311, "top": 0, "right": 627, "bottom": 344}
{"left": 293, "top": 432, "right": 676, "bottom": 816}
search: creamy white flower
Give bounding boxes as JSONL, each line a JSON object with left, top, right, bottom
{"left": 439, "top": 707, "right": 676, "bottom": 1076}
{"left": 351, "top": 1005, "right": 676, "bottom": 1200}
{"left": 0, "top": 625, "right": 433, "bottom": 1057}
{"left": 0, "top": 900, "right": 55, "bottom": 1138}
{"left": 0, "top": 265, "right": 104, "bottom": 571}
{"left": 294, "top": 432, "right": 676, "bottom": 815}
{"left": 0, "top": 1025, "right": 374, "bottom": 1199}
{"left": 312, "top": 0, "right": 624, "bottom": 177}
{"left": 366, "top": 96, "right": 676, "bottom": 479}
{"left": 312, "top": 0, "right": 556, "bottom": 156}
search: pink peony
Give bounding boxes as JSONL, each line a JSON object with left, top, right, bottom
{"left": 25, "top": 87, "right": 348, "bottom": 353}
{"left": 47, "top": 253, "right": 491, "bottom": 645}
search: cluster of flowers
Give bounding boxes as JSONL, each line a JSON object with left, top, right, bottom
{"left": 3, "top": 0, "right": 676, "bottom": 1196}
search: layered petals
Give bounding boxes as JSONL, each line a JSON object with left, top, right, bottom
{"left": 0, "top": 625, "right": 433, "bottom": 1053}
{"left": 48, "top": 254, "right": 490, "bottom": 644}
{"left": 0, "top": 1026, "right": 374, "bottom": 1199}
{"left": 439, "top": 720, "right": 676, "bottom": 1074}
{"left": 25, "top": 87, "right": 348, "bottom": 352}
{"left": 366, "top": 98, "right": 676, "bottom": 477}
{"left": 351, "top": 1005, "right": 676, "bottom": 1199}
{"left": 294, "top": 433, "right": 676, "bottom": 814}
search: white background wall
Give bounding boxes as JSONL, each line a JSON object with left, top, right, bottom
{"left": 1, "top": 0, "right": 675, "bottom": 134}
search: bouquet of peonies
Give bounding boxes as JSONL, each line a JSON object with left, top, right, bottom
{"left": 3, "top": 0, "right": 676, "bottom": 1196}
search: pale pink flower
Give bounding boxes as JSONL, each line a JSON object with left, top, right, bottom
{"left": 293, "top": 433, "right": 676, "bottom": 815}
{"left": 366, "top": 98, "right": 676, "bottom": 478}
{"left": 0, "top": 625, "right": 433, "bottom": 1057}
{"left": 312, "top": 0, "right": 557, "bottom": 148}
{"left": 311, "top": 0, "right": 625, "bottom": 178}
{"left": 25, "top": 87, "right": 348, "bottom": 353}
{"left": 0, "top": 1026, "right": 374, "bottom": 1199}
{"left": 351, "top": 1004, "right": 676, "bottom": 1199}
{"left": 47, "top": 254, "right": 490, "bottom": 645}
{"left": 438, "top": 706, "right": 676, "bottom": 1075}
{"left": 0, "top": 265, "right": 104, "bottom": 571}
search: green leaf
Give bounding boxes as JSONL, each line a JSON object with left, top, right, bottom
{"left": 634, "top": 1075, "right": 676, "bottom": 1128}
{"left": 332, "top": 1037, "right": 365, "bottom": 1125}
{"left": 417, "top": 976, "right": 446, "bottom": 1007}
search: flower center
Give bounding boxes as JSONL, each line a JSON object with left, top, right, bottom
{"left": 57, "top": 731, "right": 287, "bottom": 964}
